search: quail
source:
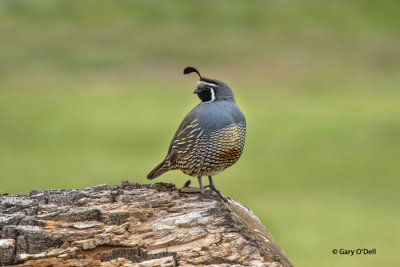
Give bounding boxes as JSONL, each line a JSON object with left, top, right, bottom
{"left": 147, "top": 67, "right": 246, "bottom": 198}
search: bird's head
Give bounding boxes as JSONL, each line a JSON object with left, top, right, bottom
{"left": 184, "top": 66, "right": 235, "bottom": 103}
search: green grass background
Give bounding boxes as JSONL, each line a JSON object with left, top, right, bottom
{"left": 0, "top": 0, "right": 399, "bottom": 266}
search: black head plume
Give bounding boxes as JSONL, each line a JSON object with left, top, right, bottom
{"left": 183, "top": 66, "right": 201, "bottom": 79}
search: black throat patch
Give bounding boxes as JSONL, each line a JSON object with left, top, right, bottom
{"left": 197, "top": 88, "right": 214, "bottom": 103}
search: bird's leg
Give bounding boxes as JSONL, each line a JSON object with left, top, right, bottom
{"left": 208, "top": 176, "right": 216, "bottom": 190}
{"left": 196, "top": 176, "right": 208, "bottom": 200}
{"left": 197, "top": 176, "right": 204, "bottom": 195}
{"left": 208, "top": 176, "right": 228, "bottom": 202}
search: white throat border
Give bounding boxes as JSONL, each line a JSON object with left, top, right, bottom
{"left": 197, "top": 81, "right": 216, "bottom": 103}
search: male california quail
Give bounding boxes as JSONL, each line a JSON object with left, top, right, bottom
{"left": 147, "top": 67, "right": 246, "bottom": 198}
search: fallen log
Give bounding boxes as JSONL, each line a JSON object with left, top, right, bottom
{"left": 0, "top": 181, "right": 293, "bottom": 266}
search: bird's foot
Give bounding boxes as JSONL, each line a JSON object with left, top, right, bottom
{"left": 209, "top": 186, "right": 228, "bottom": 202}
{"left": 198, "top": 188, "right": 227, "bottom": 202}
{"left": 179, "top": 179, "right": 227, "bottom": 202}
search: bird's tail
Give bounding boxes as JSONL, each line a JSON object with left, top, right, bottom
{"left": 147, "top": 160, "right": 171, "bottom": 180}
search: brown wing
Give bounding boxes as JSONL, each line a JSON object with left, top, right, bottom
{"left": 166, "top": 104, "right": 202, "bottom": 157}
{"left": 147, "top": 104, "right": 203, "bottom": 179}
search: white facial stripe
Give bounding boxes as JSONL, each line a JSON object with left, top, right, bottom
{"left": 197, "top": 81, "right": 217, "bottom": 88}
{"left": 203, "top": 88, "right": 215, "bottom": 103}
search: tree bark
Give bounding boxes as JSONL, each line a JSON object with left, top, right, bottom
{"left": 0, "top": 181, "right": 293, "bottom": 267}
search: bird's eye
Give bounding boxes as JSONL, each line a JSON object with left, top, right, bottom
{"left": 197, "top": 88, "right": 215, "bottom": 103}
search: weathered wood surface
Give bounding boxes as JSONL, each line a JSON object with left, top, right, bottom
{"left": 0, "top": 182, "right": 293, "bottom": 266}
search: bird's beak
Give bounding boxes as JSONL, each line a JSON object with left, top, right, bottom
{"left": 193, "top": 88, "right": 201, "bottom": 94}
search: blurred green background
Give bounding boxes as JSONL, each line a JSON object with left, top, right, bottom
{"left": 0, "top": 0, "right": 399, "bottom": 266}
